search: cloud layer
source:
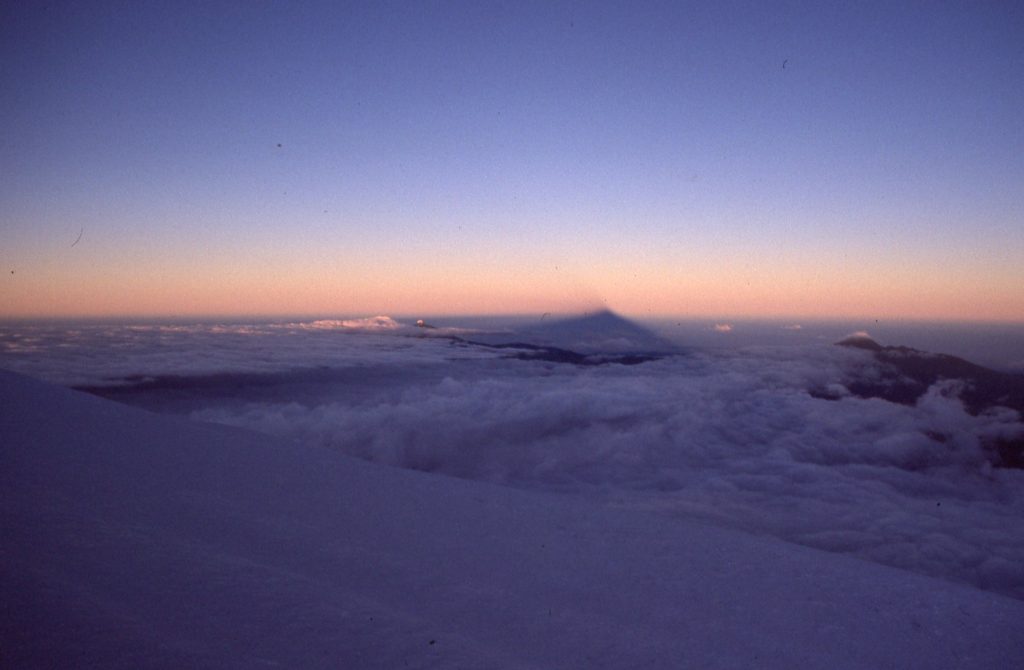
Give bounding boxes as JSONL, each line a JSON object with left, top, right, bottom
{"left": 3, "top": 317, "right": 1024, "bottom": 598}
{"left": 192, "top": 345, "right": 1024, "bottom": 599}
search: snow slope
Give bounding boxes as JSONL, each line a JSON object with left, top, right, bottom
{"left": 2, "top": 368, "right": 1022, "bottom": 669}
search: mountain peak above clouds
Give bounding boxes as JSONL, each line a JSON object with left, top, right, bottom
{"left": 296, "top": 316, "right": 404, "bottom": 331}
{"left": 835, "top": 332, "right": 1024, "bottom": 468}
{"left": 836, "top": 331, "right": 884, "bottom": 351}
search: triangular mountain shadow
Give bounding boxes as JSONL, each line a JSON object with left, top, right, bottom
{"left": 456, "top": 310, "right": 678, "bottom": 366}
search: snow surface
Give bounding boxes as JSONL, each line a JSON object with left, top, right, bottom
{"left": 2, "top": 368, "right": 1023, "bottom": 668}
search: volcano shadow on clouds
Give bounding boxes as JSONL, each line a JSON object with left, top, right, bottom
{"left": 459, "top": 310, "right": 679, "bottom": 366}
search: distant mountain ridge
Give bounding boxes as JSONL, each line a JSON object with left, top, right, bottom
{"left": 834, "top": 334, "right": 1024, "bottom": 467}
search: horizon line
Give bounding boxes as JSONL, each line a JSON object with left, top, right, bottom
{"left": 2, "top": 310, "right": 1023, "bottom": 327}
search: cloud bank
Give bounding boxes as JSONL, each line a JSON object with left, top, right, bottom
{"left": 3, "top": 316, "right": 1024, "bottom": 599}
{"left": 191, "top": 346, "right": 1024, "bottom": 598}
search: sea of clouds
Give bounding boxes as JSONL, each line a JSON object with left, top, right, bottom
{"left": 2, "top": 316, "right": 1023, "bottom": 598}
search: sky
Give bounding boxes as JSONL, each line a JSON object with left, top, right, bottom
{"left": 1, "top": 1, "right": 1022, "bottom": 320}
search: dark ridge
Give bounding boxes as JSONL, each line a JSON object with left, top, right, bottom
{"left": 71, "top": 366, "right": 426, "bottom": 413}
{"left": 835, "top": 337, "right": 1024, "bottom": 468}
{"left": 75, "top": 367, "right": 343, "bottom": 396}
{"left": 836, "top": 340, "right": 1024, "bottom": 414}
{"left": 454, "top": 337, "right": 663, "bottom": 366}
{"left": 807, "top": 387, "right": 845, "bottom": 402}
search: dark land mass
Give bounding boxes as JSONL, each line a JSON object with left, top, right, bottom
{"left": 454, "top": 338, "right": 663, "bottom": 366}
{"left": 827, "top": 335, "right": 1024, "bottom": 467}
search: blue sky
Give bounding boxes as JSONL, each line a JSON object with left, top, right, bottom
{"left": 2, "top": 1, "right": 1022, "bottom": 319}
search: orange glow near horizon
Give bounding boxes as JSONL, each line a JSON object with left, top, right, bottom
{"left": 3, "top": 251, "right": 1022, "bottom": 323}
